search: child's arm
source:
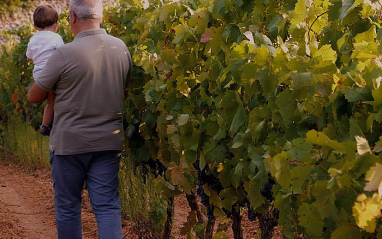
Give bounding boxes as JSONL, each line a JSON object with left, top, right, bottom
{"left": 42, "top": 92, "right": 55, "bottom": 126}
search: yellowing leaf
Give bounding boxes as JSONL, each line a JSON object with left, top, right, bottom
{"left": 352, "top": 193, "right": 382, "bottom": 232}
{"left": 364, "top": 163, "right": 382, "bottom": 196}
{"left": 290, "top": 0, "right": 307, "bottom": 28}
{"left": 217, "top": 163, "right": 224, "bottom": 173}
{"left": 354, "top": 26, "right": 376, "bottom": 43}
{"left": 355, "top": 136, "right": 371, "bottom": 155}
{"left": 312, "top": 44, "right": 337, "bottom": 64}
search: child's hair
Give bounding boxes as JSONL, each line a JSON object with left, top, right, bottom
{"left": 33, "top": 4, "right": 58, "bottom": 29}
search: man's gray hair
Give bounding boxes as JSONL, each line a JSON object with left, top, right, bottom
{"left": 69, "top": 0, "right": 102, "bottom": 19}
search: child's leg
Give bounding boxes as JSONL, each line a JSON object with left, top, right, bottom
{"left": 42, "top": 92, "right": 55, "bottom": 126}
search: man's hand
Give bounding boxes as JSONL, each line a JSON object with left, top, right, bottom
{"left": 28, "top": 82, "right": 49, "bottom": 103}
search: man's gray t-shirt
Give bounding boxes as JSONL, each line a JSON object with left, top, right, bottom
{"left": 35, "top": 28, "right": 132, "bottom": 155}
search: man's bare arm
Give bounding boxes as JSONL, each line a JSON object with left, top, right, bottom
{"left": 28, "top": 82, "right": 49, "bottom": 104}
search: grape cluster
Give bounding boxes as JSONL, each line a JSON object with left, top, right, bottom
{"left": 193, "top": 160, "right": 218, "bottom": 220}
{"left": 247, "top": 202, "right": 257, "bottom": 222}
{"left": 260, "top": 177, "right": 276, "bottom": 201}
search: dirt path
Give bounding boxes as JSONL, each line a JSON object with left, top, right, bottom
{"left": 0, "top": 160, "right": 137, "bottom": 239}
{"left": 0, "top": 161, "right": 56, "bottom": 239}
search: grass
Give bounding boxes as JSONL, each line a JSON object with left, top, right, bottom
{"left": 119, "top": 158, "right": 167, "bottom": 239}
{"left": 1, "top": 115, "right": 50, "bottom": 169}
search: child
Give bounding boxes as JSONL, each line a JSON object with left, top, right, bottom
{"left": 26, "top": 4, "right": 64, "bottom": 136}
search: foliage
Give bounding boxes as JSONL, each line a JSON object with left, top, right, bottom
{"left": 109, "top": 0, "right": 382, "bottom": 238}
{"left": 0, "top": 0, "right": 30, "bottom": 18}
{"left": 2, "top": 0, "right": 382, "bottom": 238}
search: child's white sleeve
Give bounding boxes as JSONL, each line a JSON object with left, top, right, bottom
{"left": 55, "top": 35, "right": 65, "bottom": 48}
{"left": 26, "top": 42, "right": 33, "bottom": 60}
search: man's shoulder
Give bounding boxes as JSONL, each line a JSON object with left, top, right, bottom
{"left": 103, "top": 33, "right": 125, "bottom": 45}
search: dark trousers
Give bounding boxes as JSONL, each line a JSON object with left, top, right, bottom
{"left": 50, "top": 150, "right": 122, "bottom": 239}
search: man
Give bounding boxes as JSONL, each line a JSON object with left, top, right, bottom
{"left": 28, "top": 0, "right": 132, "bottom": 238}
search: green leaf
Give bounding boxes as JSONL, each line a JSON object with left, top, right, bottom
{"left": 257, "top": 68, "right": 278, "bottom": 95}
{"left": 220, "top": 188, "right": 238, "bottom": 211}
{"left": 221, "top": 92, "right": 246, "bottom": 133}
{"left": 270, "top": 151, "right": 291, "bottom": 188}
{"left": 290, "top": 166, "right": 311, "bottom": 194}
{"left": 311, "top": 181, "right": 336, "bottom": 219}
{"left": 212, "top": 0, "right": 225, "bottom": 15}
{"left": 276, "top": 90, "right": 296, "bottom": 125}
{"left": 306, "top": 130, "right": 346, "bottom": 154}
{"left": 230, "top": 103, "right": 245, "bottom": 133}
{"left": 232, "top": 161, "right": 244, "bottom": 188}
{"left": 244, "top": 179, "right": 266, "bottom": 210}
{"left": 232, "top": 132, "right": 244, "bottom": 149}
{"left": 297, "top": 203, "right": 323, "bottom": 237}
{"left": 331, "top": 225, "right": 363, "bottom": 239}
{"left": 349, "top": 118, "right": 364, "bottom": 137}
{"left": 340, "top": 0, "right": 355, "bottom": 24}
{"left": 173, "top": 24, "right": 188, "bottom": 45}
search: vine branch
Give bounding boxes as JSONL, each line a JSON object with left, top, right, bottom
{"left": 308, "top": 10, "right": 329, "bottom": 42}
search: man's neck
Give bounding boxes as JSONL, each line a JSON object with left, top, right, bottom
{"left": 73, "top": 19, "right": 101, "bottom": 36}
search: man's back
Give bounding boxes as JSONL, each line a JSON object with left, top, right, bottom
{"left": 35, "top": 28, "right": 132, "bottom": 155}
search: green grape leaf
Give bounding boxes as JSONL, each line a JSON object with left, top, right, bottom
{"left": 331, "top": 225, "right": 363, "bottom": 239}
{"left": 290, "top": 166, "right": 311, "bottom": 194}
{"left": 270, "top": 151, "right": 291, "bottom": 188}
{"left": 276, "top": 90, "right": 296, "bottom": 125}
{"left": 340, "top": 0, "right": 359, "bottom": 24}
{"left": 244, "top": 179, "right": 266, "bottom": 210}
{"left": 297, "top": 203, "right": 323, "bottom": 237}
{"left": 306, "top": 130, "right": 346, "bottom": 154}
{"left": 312, "top": 181, "right": 336, "bottom": 219}
{"left": 232, "top": 161, "right": 244, "bottom": 188}
{"left": 349, "top": 118, "right": 364, "bottom": 137}
{"left": 220, "top": 188, "right": 238, "bottom": 211}
{"left": 230, "top": 103, "right": 245, "bottom": 134}
{"left": 173, "top": 24, "right": 189, "bottom": 45}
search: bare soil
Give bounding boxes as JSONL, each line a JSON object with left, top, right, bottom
{"left": 0, "top": 158, "right": 283, "bottom": 239}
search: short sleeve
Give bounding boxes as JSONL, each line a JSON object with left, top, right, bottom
{"left": 26, "top": 42, "right": 33, "bottom": 60}
{"left": 34, "top": 49, "right": 65, "bottom": 91}
{"left": 55, "top": 35, "right": 65, "bottom": 48}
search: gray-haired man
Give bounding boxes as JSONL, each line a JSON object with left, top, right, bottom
{"left": 28, "top": 0, "right": 132, "bottom": 238}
